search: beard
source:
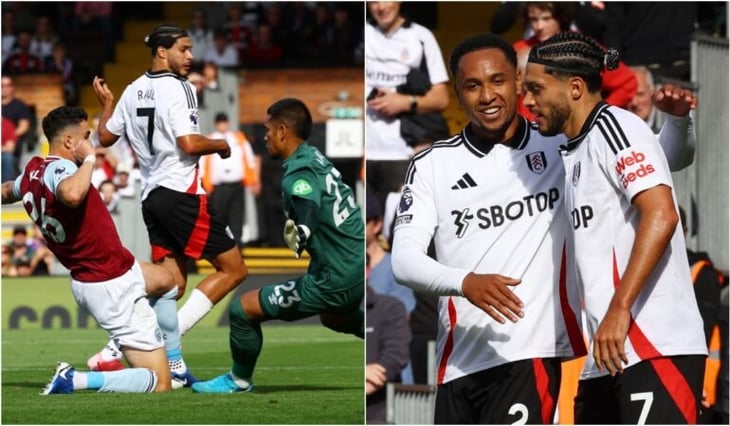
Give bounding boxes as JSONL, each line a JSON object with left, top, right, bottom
{"left": 538, "top": 98, "right": 571, "bottom": 137}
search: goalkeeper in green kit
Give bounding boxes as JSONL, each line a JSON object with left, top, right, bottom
{"left": 192, "top": 98, "right": 365, "bottom": 393}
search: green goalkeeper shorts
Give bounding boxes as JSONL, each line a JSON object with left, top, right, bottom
{"left": 258, "top": 274, "right": 363, "bottom": 321}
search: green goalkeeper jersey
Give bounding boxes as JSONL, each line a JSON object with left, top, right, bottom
{"left": 281, "top": 143, "right": 364, "bottom": 289}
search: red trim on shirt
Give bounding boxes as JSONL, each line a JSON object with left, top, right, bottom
{"left": 559, "top": 241, "right": 587, "bottom": 356}
{"left": 532, "top": 359, "right": 554, "bottom": 424}
{"left": 185, "top": 166, "right": 200, "bottom": 194}
{"left": 649, "top": 357, "right": 697, "bottom": 424}
{"left": 185, "top": 195, "right": 211, "bottom": 259}
{"left": 437, "top": 297, "right": 457, "bottom": 385}
{"left": 612, "top": 250, "right": 662, "bottom": 359}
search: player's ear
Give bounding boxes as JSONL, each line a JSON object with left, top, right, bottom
{"left": 568, "top": 76, "right": 583, "bottom": 100}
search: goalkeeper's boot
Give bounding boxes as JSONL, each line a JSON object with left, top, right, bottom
{"left": 40, "top": 361, "right": 75, "bottom": 395}
{"left": 191, "top": 373, "right": 254, "bottom": 393}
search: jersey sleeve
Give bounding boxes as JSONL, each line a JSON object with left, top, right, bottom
{"left": 600, "top": 112, "right": 674, "bottom": 202}
{"left": 168, "top": 80, "right": 200, "bottom": 138}
{"left": 420, "top": 27, "right": 449, "bottom": 85}
{"left": 391, "top": 158, "right": 469, "bottom": 297}
{"left": 657, "top": 111, "right": 695, "bottom": 171}
{"left": 43, "top": 159, "right": 78, "bottom": 194}
{"left": 105, "top": 88, "right": 129, "bottom": 137}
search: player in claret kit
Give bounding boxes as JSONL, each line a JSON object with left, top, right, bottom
{"left": 1, "top": 106, "right": 187, "bottom": 394}
{"left": 523, "top": 31, "right": 707, "bottom": 424}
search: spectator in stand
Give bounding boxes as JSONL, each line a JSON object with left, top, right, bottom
{"left": 204, "top": 30, "right": 239, "bottom": 69}
{"left": 603, "top": 2, "right": 696, "bottom": 81}
{"left": 114, "top": 164, "right": 136, "bottom": 198}
{"left": 629, "top": 65, "right": 664, "bottom": 133}
{"left": 261, "top": 3, "right": 291, "bottom": 58}
{"left": 1, "top": 244, "right": 16, "bottom": 277}
{"left": 367, "top": 190, "right": 415, "bottom": 315}
{"left": 71, "top": 1, "right": 115, "bottom": 62}
{"left": 297, "top": 3, "right": 333, "bottom": 64}
{"left": 29, "top": 15, "right": 59, "bottom": 62}
{"left": 222, "top": 3, "right": 255, "bottom": 63}
{"left": 2, "top": 11, "right": 17, "bottom": 64}
{"left": 44, "top": 42, "right": 76, "bottom": 105}
{"left": 90, "top": 148, "right": 117, "bottom": 189}
{"left": 331, "top": 4, "right": 362, "bottom": 66}
{"left": 99, "top": 179, "right": 120, "bottom": 214}
{"left": 365, "top": 1, "right": 450, "bottom": 210}
{"left": 10, "top": 226, "right": 35, "bottom": 277}
{"left": 366, "top": 285, "right": 412, "bottom": 424}
{"left": 188, "top": 8, "right": 214, "bottom": 69}
{"left": 2, "top": 117, "right": 17, "bottom": 182}
{"left": 1, "top": 76, "right": 33, "bottom": 179}
{"left": 28, "top": 225, "right": 53, "bottom": 276}
{"left": 513, "top": 2, "right": 636, "bottom": 121}
{"left": 245, "top": 23, "right": 283, "bottom": 67}
{"left": 2, "top": 30, "right": 44, "bottom": 75}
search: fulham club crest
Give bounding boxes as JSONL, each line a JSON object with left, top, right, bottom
{"left": 526, "top": 151, "right": 547, "bottom": 174}
{"left": 572, "top": 162, "right": 581, "bottom": 186}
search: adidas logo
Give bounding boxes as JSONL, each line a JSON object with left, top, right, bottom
{"left": 451, "top": 173, "right": 477, "bottom": 190}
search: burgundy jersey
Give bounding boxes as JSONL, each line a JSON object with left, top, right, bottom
{"left": 16, "top": 156, "right": 134, "bottom": 282}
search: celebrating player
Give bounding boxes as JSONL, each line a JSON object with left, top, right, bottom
{"left": 391, "top": 33, "right": 698, "bottom": 424}
{"left": 523, "top": 31, "right": 707, "bottom": 424}
{"left": 90, "top": 24, "right": 248, "bottom": 384}
{"left": 192, "top": 98, "right": 364, "bottom": 393}
{"left": 1, "top": 106, "right": 186, "bottom": 394}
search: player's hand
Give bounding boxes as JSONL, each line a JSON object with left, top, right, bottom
{"left": 72, "top": 138, "right": 95, "bottom": 164}
{"left": 367, "top": 90, "right": 410, "bottom": 118}
{"left": 592, "top": 303, "right": 630, "bottom": 376}
{"left": 92, "top": 76, "right": 115, "bottom": 107}
{"left": 366, "top": 363, "right": 387, "bottom": 394}
{"left": 218, "top": 140, "right": 231, "bottom": 159}
{"left": 653, "top": 83, "right": 697, "bottom": 117}
{"left": 461, "top": 272, "right": 524, "bottom": 324}
{"left": 283, "top": 219, "right": 310, "bottom": 258}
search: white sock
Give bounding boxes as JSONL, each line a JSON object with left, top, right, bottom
{"left": 72, "top": 371, "right": 88, "bottom": 390}
{"left": 101, "top": 340, "right": 122, "bottom": 361}
{"left": 177, "top": 288, "right": 214, "bottom": 336}
{"left": 230, "top": 371, "right": 252, "bottom": 389}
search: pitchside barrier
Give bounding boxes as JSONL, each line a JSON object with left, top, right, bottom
{"left": 1, "top": 273, "right": 318, "bottom": 330}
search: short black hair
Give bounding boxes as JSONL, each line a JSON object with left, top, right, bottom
{"left": 144, "top": 24, "right": 189, "bottom": 56}
{"left": 42, "top": 106, "right": 88, "bottom": 143}
{"left": 267, "top": 98, "right": 312, "bottom": 140}
{"left": 214, "top": 112, "right": 229, "bottom": 123}
{"left": 528, "top": 31, "right": 619, "bottom": 93}
{"left": 449, "top": 33, "right": 518, "bottom": 78}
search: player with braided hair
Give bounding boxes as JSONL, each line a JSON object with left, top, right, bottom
{"left": 524, "top": 32, "right": 707, "bottom": 424}
{"left": 90, "top": 23, "right": 249, "bottom": 387}
{"left": 392, "top": 31, "right": 699, "bottom": 424}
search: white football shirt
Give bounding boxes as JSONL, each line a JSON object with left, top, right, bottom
{"left": 106, "top": 71, "right": 204, "bottom": 200}
{"left": 392, "top": 118, "right": 586, "bottom": 385}
{"left": 365, "top": 20, "right": 449, "bottom": 161}
{"left": 560, "top": 103, "right": 707, "bottom": 379}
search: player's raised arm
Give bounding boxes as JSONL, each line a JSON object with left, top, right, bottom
{"left": 92, "top": 76, "right": 120, "bottom": 147}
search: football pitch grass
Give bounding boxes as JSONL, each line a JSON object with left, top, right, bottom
{"left": 1, "top": 277, "right": 365, "bottom": 424}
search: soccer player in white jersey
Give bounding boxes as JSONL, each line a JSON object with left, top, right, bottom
{"left": 523, "top": 31, "right": 707, "bottom": 424}
{"left": 391, "top": 33, "right": 698, "bottom": 424}
{"left": 90, "top": 24, "right": 248, "bottom": 386}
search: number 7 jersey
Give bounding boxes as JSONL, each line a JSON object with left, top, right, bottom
{"left": 106, "top": 70, "right": 203, "bottom": 201}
